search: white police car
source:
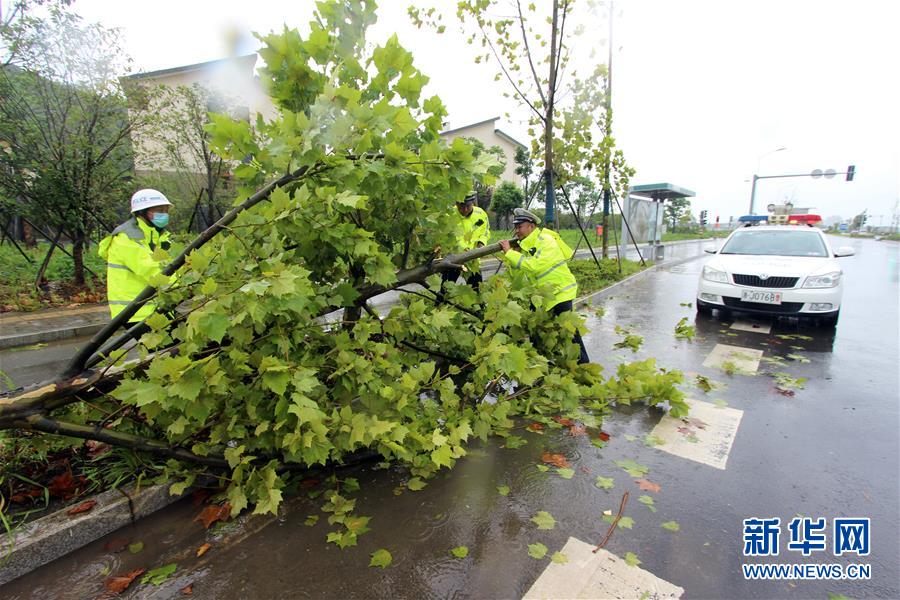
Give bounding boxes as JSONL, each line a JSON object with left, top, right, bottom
{"left": 696, "top": 225, "right": 854, "bottom": 327}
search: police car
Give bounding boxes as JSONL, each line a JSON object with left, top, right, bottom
{"left": 696, "top": 219, "right": 854, "bottom": 327}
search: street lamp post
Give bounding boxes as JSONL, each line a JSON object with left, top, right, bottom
{"left": 749, "top": 147, "right": 786, "bottom": 215}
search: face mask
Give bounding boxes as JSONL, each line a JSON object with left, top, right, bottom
{"left": 151, "top": 213, "right": 169, "bottom": 228}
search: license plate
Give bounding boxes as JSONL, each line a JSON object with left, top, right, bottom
{"left": 741, "top": 290, "right": 782, "bottom": 305}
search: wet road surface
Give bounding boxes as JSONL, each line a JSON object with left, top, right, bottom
{"left": 2, "top": 236, "right": 898, "bottom": 599}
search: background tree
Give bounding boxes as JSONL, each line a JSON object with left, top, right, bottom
{"left": 490, "top": 180, "right": 524, "bottom": 228}
{"left": 135, "top": 83, "right": 243, "bottom": 233}
{"left": 0, "top": 3, "right": 148, "bottom": 285}
{"left": 664, "top": 197, "right": 692, "bottom": 232}
{"left": 412, "top": 0, "right": 635, "bottom": 253}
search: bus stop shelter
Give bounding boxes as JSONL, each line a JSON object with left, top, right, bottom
{"left": 621, "top": 183, "right": 696, "bottom": 260}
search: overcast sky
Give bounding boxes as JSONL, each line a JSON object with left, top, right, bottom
{"left": 74, "top": 0, "right": 899, "bottom": 225}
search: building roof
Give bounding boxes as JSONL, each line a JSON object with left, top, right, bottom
{"left": 630, "top": 183, "right": 696, "bottom": 201}
{"left": 494, "top": 128, "right": 528, "bottom": 150}
{"left": 440, "top": 116, "right": 500, "bottom": 136}
{"left": 123, "top": 54, "right": 258, "bottom": 80}
{"left": 440, "top": 116, "right": 528, "bottom": 150}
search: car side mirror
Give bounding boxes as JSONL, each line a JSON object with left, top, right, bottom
{"left": 704, "top": 248, "right": 717, "bottom": 254}
{"left": 834, "top": 246, "right": 855, "bottom": 257}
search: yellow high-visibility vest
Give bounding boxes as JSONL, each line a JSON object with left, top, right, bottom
{"left": 98, "top": 217, "right": 171, "bottom": 322}
{"left": 502, "top": 227, "right": 577, "bottom": 309}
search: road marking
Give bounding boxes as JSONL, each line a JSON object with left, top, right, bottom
{"left": 649, "top": 398, "right": 744, "bottom": 470}
{"left": 523, "top": 537, "right": 684, "bottom": 600}
{"left": 702, "top": 343, "right": 763, "bottom": 373}
{"left": 730, "top": 320, "right": 771, "bottom": 334}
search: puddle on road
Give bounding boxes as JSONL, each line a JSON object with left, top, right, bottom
{"left": 3, "top": 412, "right": 685, "bottom": 600}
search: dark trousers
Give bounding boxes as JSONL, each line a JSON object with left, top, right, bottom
{"left": 550, "top": 300, "right": 590, "bottom": 364}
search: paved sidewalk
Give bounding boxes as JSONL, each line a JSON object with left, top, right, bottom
{"left": 0, "top": 304, "right": 109, "bottom": 349}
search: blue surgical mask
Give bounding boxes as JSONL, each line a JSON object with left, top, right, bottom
{"left": 151, "top": 213, "right": 169, "bottom": 228}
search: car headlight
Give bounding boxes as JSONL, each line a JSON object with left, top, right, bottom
{"left": 702, "top": 265, "right": 729, "bottom": 283}
{"left": 803, "top": 271, "right": 841, "bottom": 288}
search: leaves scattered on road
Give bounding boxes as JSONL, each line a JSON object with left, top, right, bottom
{"left": 528, "top": 543, "right": 548, "bottom": 559}
{"left": 541, "top": 452, "right": 570, "bottom": 468}
{"left": 369, "top": 549, "right": 392, "bottom": 568}
{"left": 634, "top": 478, "right": 661, "bottom": 493}
{"left": 615, "top": 459, "right": 648, "bottom": 477}
{"left": 661, "top": 521, "right": 680, "bottom": 532}
{"left": 195, "top": 503, "right": 231, "bottom": 529}
{"left": 450, "top": 546, "right": 469, "bottom": 558}
{"left": 141, "top": 563, "right": 177, "bottom": 585}
{"left": 104, "top": 568, "right": 146, "bottom": 594}
{"left": 531, "top": 511, "right": 556, "bottom": 530}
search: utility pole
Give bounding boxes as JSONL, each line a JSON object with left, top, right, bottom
{"left": 601, "top": 1, "right": 614, "bottom": 258}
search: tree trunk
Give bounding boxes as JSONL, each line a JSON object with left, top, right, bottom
{"left": 35, "top": 231, "right": 61, "bottom": 289}
{"left": 543, "top": 0, "right": 560, "bottom": 228}
{"left": 72, "top": 233, "right": 85, "bottom": 285}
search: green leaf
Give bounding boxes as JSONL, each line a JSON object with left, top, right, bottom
{"left": 141, "top": 563, "right": 177, "bottom": 585}
{"left": 602, "top": 515, "right": 634, "bottom": 529}
{"left": 594, "top": 476, "right": 614, "bottom": 490}
{"left": 615, "top": 459, "right": 649, "bottom": 478}
{"left": 304, "top": 515, "right": 319, "bottom": 527}
{"left": 407, "top": 477, "right": 427, "bottom": 491}
{"left": 450, "top": 545, "right": 469, "bottom": 558}
{"left": 198, "top": 312, "right": 229, "bottom": 343}
{"left": 638, "top": 495, "right": 657, "bottom": 512}
{"left": 497, "top": 485, "right": 510, "bottom": 496}
{"left": 661, "top": 521, "right": 680, "bottom": 531}
{"left": 369, "top": 548, "right": 392, "bottom": 568}
{"left": 556, "top": 468, "right": 575, "bottom": 480}
{"left": 624, "top": 552, "right": 641, "bottom": 567}
{"left": 550, "top": 551, "right": 569, "bottom": 564}
{"left": 128, "top": 541, "right": 144, "bottom": 554}
{"left": 528, "top": 543, "right": 548, "bottom": 559}
{"left": 536, "top": 464, "right": 549, "bottom": 472}
{"left": 503, "top": 435, "right": 527, "bottom": 449}
{"left": 345, "top": 515, "right": 371, "bottom": 535}
{"left": 531, "top": 511, "right": 556, "bottom": 530}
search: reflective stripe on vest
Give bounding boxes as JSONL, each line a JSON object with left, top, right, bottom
{"left": 559, "top": 282, "right": 577, "bottom": 292}
{"left": 107, "top": 263, "right": 132, "bottom": 272}
{"left": 537, "top": 259, "right": 567, "bottom": 280}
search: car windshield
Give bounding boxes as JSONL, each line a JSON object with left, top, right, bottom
{"left": 720, "top": 229, "right": 828, "bottom": 257}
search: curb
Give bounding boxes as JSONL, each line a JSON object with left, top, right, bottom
{"left": 0, "top": 482, "right": 185, "bottom": 586}
{"left": 0, "top": 323, "right": 106, "bottom": 350}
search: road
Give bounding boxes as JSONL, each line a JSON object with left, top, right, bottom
{"left": 2, "top": 236, "right": 898, "bottom": 599}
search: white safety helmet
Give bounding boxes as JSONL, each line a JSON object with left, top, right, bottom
{"left": 130, "top": 189, "right": 172, "bottom": 213}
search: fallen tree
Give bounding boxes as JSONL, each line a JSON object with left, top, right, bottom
{"left": 1, "top": 1, "right": 687, "bottom": 519}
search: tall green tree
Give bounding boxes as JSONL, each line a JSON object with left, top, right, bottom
{"left": 0, "top": 2, "right": 147, "bottom": 284}
{"left": 491, "top": 180, "right": 524, "bottom": 228}
{"left": 664, "top": 197, "right": 692, "bottom": 232}
{"left": 411, "top": 0, "right": 634, "bottom": 257}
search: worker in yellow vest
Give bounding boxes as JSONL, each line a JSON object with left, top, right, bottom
{"left": 98, "top": 189, "right": 173, "bottom": 322}
{"left": 499, "top": 208, "right": 589, "bottom": 364}
{"left": 442, "top": 192, "right": 491, "bottom": 290}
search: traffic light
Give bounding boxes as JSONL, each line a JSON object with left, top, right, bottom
{"left": 699, "top": 210, "right": 708, "bottom": 227}
{"left": 846, "top": 165, "right": 856, "bottom": 182}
